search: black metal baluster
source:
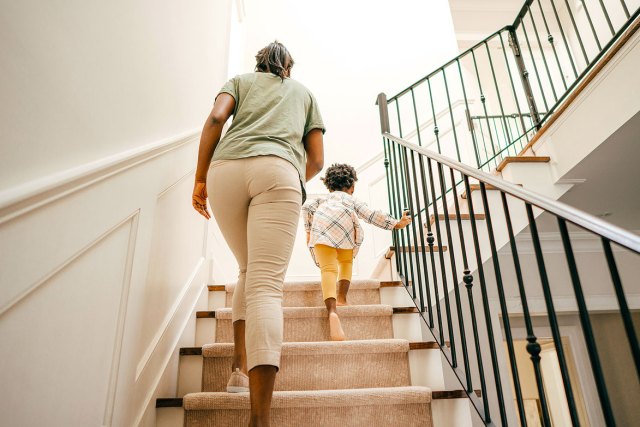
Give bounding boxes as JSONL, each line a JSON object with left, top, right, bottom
{"left": 450, "top": 170, "right": 473, "bottom": 392}
{"left": 579, "top": 0, "right": 602, "bottom": 50}
{"left": 508, "top": 28, "right": 542, "bottom": 129}
{"left": 466, "top": 175, "right": 508, "bottom": 425}
{"left": 602, "top": 239, "right": 640, "bottom": 377}
{"left": 426, "top": 158, "right": 447, "bottom": 344}
{"left": 394, "top": 102, "right": 410, "bottom": 282}
{"left": 549, "top": 0, "right": 579, "bottom": 78}
{"left": 480, "top": 185, "right": 525, "bottom": 426}
{"left": 383, "top": 138, "right": 401, "bottom": 276}
{"left": 520, "top": 18, "right": 551, "bottom": 112}
{"left": 562, "top": 0, "right": 590, "bottom": 65}
{"left": 498, "top": 32, "right": 529, "bottom": 140}
{"left": 536, "top": 0, "right": 568, "bottom": 91}
{"left": 457, "top": 59, "right": 481, "bottom": 168}
{"left": 410, "top": 151, "right": 428, "bottom": 313}
{"left": 526, "top": 203, "right": 580, "bottom": 426}
{"left": 396, "top": 141, "right": 417, "bottom": 294}
{"left": 620, "top": 0, "right": 630, "bottom": 19}
{"left": 558, "top": 219, "right": 616, "bottom": 426}
{"left": 390, "top": 137, "right": 409, "bottom": 284}
{"left": 436, "top": 163, "right": 458, "bottom": 366}
{"left": 477, "top": 119, "right": 490, "bottom": 167}
{"left": 484, "top": 40, "right": 513, "bottom": 145}
{"left": 427, "top": 77, "right": 443, "bottom": 154}
{"left": 527, "top": 4, "right": 559, "bottom": 101}
{"left": 501, "top": 194, "right": 552, "bottom": 427}
{"left": 462, "top": 176, "right": 491, "bottom": 422}
{"left": 442, "top": 68, "right": 462, "bottom": 162}
{"left": 401, "top": 146, "right": 420, "bottom": 301}
{"left": 470, "top": 49, "right": 499, "bottom": 160}
{"left": 410, "top": 88, "right": 422, "bottom": 147}
{"left": 418, "top": 156, "right": 436, "bottom": 327}
{"left": 597, "top": 0, "right": 615, "bottom": 36}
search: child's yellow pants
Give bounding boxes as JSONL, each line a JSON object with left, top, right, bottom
{"left": 314, "top": 244, "right": 354, "bottom": 301}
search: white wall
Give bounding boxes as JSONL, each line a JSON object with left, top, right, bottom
{"left": 0, "top": 0, "right": 233, "bottom": 425}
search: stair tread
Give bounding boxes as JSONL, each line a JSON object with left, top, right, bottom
{"left": 496, "top": 156, "right": 550, "bottom": 172}
{"left": 158, "top": 387, "right": 479, "bottom": 408}
{"left": 183, "top": 386, "right": 432, "bottom": 410}
{"left": 385, "top": 246, "right": 447, "bottom": 259}
{"left": 428, "top": 213, "right": 486, "bottom": 225}
{"left": 181, "top": 340, "right": 441, "bottom": 356}
{"left": 202, "top": 339, "right": 410, "bottom": 357}
{"left": 221, "top": 279, "right": 384, "bottom": 293}
{"left": 461, "top": 183, "right": 522, "bottom": 198}
{"left": 214, "top": 305, "right": 393, "bottom": 320}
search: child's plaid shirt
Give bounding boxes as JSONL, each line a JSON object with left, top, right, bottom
{"left": 302, "top": 191, "right": 398, "bottom": 259}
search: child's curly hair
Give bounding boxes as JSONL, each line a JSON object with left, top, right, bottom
{"left": 320, "top": 163, "right": 358, "bottom": 192}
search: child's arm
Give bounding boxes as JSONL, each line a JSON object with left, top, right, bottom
{"left": 301, "top": 198, "right": 322, "bottom": 243}
{"left": 353, "top": 199, "right": 412, "bottom": 230}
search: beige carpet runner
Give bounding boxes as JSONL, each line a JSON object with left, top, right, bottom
{"left": 183, "top": 280, "right": 433, "bottom": 426}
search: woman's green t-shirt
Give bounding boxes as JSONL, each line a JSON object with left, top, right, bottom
{"left": 212, "top": 72, "right": 325, "bottom": 195}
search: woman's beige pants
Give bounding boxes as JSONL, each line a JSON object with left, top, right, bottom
{"left": 207, "top": 156, "right": 301, "bottom": 371}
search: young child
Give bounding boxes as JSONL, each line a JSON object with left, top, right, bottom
{"left": 302, "top": 163, "right": 412, "bottom": 341}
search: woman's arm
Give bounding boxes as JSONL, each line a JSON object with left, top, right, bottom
{"left": 303, "top": 129, "right": 324, "bottom": 182}
{"left": 192, "top": 93, "right": 236, "bottom": 219}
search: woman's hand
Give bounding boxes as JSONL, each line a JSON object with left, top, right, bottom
{"left": 192, "top": 181, "right": 211, "bottom": 220}
{"left": 394, "top": 210, "right": 412, "bottom": 229}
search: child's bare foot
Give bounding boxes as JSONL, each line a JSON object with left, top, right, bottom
{"left": 328, "top": 312, "right": 346, "bottom": 341}
{"left": 336, "top": 298, "right": 349, "bottom": 306}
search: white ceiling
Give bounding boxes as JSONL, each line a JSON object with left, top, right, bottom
{"left": 448, "top": 0, "right": 526, "bottom": 48}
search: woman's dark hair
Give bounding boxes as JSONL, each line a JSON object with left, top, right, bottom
{"left": 321, "top": 164, "right": 358, "bottom": 192}
{"left": 255, "top": 41, "right": 294, "bottom": 80}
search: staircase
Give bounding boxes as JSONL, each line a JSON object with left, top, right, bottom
{"left": 156, "top": 280, "right": 481, "bottom": 426}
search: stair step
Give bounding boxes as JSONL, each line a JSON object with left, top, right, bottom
{"left": 460, "top": 183, "right": 522, "bottom": 198}
{"left": 219, "top": 280, "right": 386, "bottom": 308}
{"left": 385, "top": 245, "right": 447, "bottom": 259}
{"left": 213, "top": 305, "right": 394, "bottom": 343}
{"left": 182, "top": 387, "right": 433, "bottom": 426}
{"left": 201, "top": 339, "right": 411, "bottom": 392}
{"left": 427, "top": 213, "right": 486, "bottom": 225}
{"left": 496, "top": 156, "right": 550, "bottom": 172}
{"left": 179, "top": 340, "right": 441, "bottom": 356}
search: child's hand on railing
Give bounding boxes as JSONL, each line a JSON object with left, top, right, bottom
{"left": 394, "top": 210, "right": 412, "bottom": 229}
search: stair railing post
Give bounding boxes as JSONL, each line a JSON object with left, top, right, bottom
{"left": 377, "top": 92, "right": 391, "bottom": 134}
{"left": 507, "top": 26, "right": 542, "bottom": 130}
{"left": 378, "top": 93, "right": 402, "bottom": 278}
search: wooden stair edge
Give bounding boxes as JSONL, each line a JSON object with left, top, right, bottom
{"left": 385, "top": 245, "right": 448, "bottom": 259}
{"left": 460, "top": 183, "right": 523, "bottom": 198}
{"left": 432, "top": 389, "right": 482, "bottom": 399}
{"left": 428, "top": 213, "right": 486, "bottom": 225}
{"left": 517, "top": 15, "right": 640, "bottom": 157}
{"left": 155, "top": 390, "right": 481, "bottom": 407}
{"left": 181, "top": 341, "right": 443, "bottom": 356}
{"left": 207, "top": 284, "right": 226, "bottom": 292}
{"left": 496, "top": 156, "right": 551, "bottom": 172}
{"left": 379, "top": 280, "right": 403, "bottom": 287}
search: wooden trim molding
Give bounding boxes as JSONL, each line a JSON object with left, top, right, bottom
{"left": 0, "top": 129, "right": 199, "bottom": 224}
{"left": 496, "top": 156, "right": 550, "bottom": 172}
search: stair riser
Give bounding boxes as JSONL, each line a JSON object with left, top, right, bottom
{"left": 223, "top": 289, "right": 380, "bottom": 308}
{"left": 202, "top": 353, "right": 410, "bottom": 392}
{"left": 215, "top": 316, "right": 393, "bottom": 342}
{"left": 185, "top": 403, "right": 432, "bottom": 427}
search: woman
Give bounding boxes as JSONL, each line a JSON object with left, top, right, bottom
{"left": 191, "top": 41, "right": 324, "bottom": 427}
